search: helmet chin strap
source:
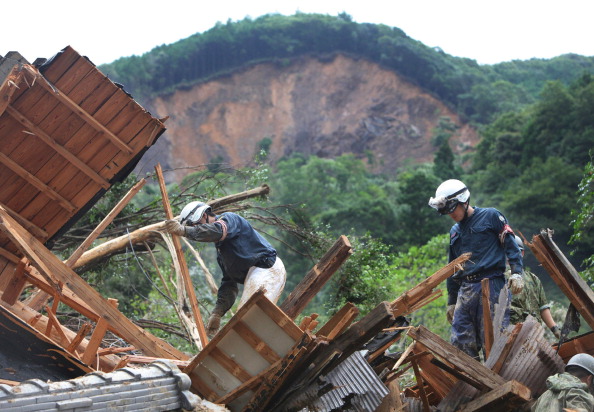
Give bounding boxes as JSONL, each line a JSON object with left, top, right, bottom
{"left": 463, "top": 198, "right": 471, "bottom": 220}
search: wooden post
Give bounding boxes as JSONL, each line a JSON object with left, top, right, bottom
{"left": 481, "top": 278, "right": 493, "bottom": 359}
{"left": 154, "top": 164, "right": 208, "bottom": 348}
{"left": 280, "top": 235, "right": 352, "bottom": 319}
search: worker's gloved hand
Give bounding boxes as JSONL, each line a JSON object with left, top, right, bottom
{"left": 207, "top": 313, "right": 222, "bottom": 337}
{"left": 508, "top": 273, "right": 524, "bottom": 295}
{"left": 446, "top": 304, "right": 456, "bottom": 325}
{"left": 164, "top": 219, "right": 185, "bottom": 236}
{"left": 550, "top": 325, "right": 561, "bottom": 339}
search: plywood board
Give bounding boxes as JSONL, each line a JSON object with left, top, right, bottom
{"left": 186, "top": 290, "right": 304, "bottom": 411}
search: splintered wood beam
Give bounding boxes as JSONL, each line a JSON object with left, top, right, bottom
{"left": 456, "top": 380, "right": 531, "bottom": 412}
{"left": 0, "top": 201, "right": 48, "bottom": 240}
{"left": 44, "top": 304, "right": 70, "bottom": 348}
{"left": 529, "top": 229, "right": 594, "bottom": 330}
{"left": 481, "top": 278, "right": 493, "bottom": 358}
{"left": 25, "top": 66, "right": 133, "bottom": 154}
{"left": 391, "top": 253, "right": 471, "bottom": 317}
{"left": 0, "top": 152, "right": 76, "bottom": 214}
{"left": 6, "top": 105, "right": 110, "bottom": 189}
{"left": 411, "top": 359, "right": 431, "bottom": 412}
{"left": 0, "top": 66, "right": 23, "bottom": 117}
{"left": 66, "top": 179, "right": 146, "bottom": 268}
{"left": 316, "top": 302, "right": 359, "bottom": 340}
{"left": 0, "top": 247, "right": 20, "bottom": 263}
{"left": 408, "top": 325, "right": 506, "bottom": 390}
{"left": 82, "top": 298, "right": 118, "bottom": 366}
{"left": 280, "top": 235, "right": 352, "bottom": 320}
{"left": 1, "top": 258, "right": 28, "bottom": 305}
{"left": 67, "top": 322, "right": 93, "bottom": 355}
{"left": 0, "top": 206, "right": 187, "bottom": 360}
{"left": 154, "top": 164, "right": 208, "bottom": 348}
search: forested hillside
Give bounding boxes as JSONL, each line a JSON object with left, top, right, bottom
{"left": 59, "top": 12, "right": 594, "bottom": 346}
{"left": 101, "top": 13, "right": 594, "bottom": 124}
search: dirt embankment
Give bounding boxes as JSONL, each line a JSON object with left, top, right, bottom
{"left": 143, "top": 54, "right": 478, "bottom": 181}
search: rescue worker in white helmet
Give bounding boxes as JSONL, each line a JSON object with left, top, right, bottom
{"left": 164, "top": 201, "right": 286, "bottom": 337}
{"left": 429, "top": 179, "right": 524, "bottom": 360}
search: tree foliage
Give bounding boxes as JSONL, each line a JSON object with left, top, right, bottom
{"left": 100, "top": 13, "right": 594, "bottom": 126}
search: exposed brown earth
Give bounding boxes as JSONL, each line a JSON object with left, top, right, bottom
{"left": 143, "top": 54, "right": 478, "bottom": 181}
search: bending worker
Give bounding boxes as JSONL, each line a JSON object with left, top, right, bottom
{"left": 429, "top": 179, "right": 524, "bottom": 360}
{"left": 508, "top": 235, "right": 561, "bottom": 339}
{"left": 164, "top": 201, "right": 286, "bottom": 336}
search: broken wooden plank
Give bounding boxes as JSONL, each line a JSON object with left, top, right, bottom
{"left": 66, "top": 322, "right": 92, "bottom": 355}
{"left": 316, "top": 302, "right": 359, "bottom": 340}
{"left": 155, "top": 163, "right": 207, "bottom": 349}
{"left": 408, "top": 325, "right": 506, "bottom": 390}
{"left": 0, "top": 201, "right": 48, "bottom": 240}
{"left": 529, "top": 229, "right": 594, "bottom": 330}
{"left": 0, "top": 205, "right": 187, "bottom": 360}
{"left": 481, "top": 278, "right": 493, "bottom": 358}
{"left": 411, "top": 359, "right": 432, "bottom": 412}
{"left": 243, "top": 334, "right": 314, "bottom": 411}
{"left": 391, "top": 253, "right": 471, "bottom": 317}
{"left": 456, "top": 380, "right": 531, "bottom": 412}
{"left": 280, "top": 235, "right": 352, "bottom": 320}
{"left": 1, "top": 258, "right": 27, "bottom": 305}
{"left": 82, "top": 298, "right": 118, "bottom": 366}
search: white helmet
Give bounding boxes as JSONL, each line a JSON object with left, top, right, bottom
{"left": 567, "top": 353, "right": 594, "bottom": 376}
{"left": 428, "top": 179, "right": 470, "bottom": 215}
{"left": 179, "top": 201, "right": 212, "bottom": 225}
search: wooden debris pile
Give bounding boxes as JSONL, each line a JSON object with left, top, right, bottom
{"left": 1, "top": 47, "right": 594, "bottom": 412}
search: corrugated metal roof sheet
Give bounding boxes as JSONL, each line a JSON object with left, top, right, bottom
{"left": 286, "top": 350, "right": 389, "bottom": 411}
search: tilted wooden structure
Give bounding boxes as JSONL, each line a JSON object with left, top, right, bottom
{"left": 0, "top": 46, "right": 172, "bottom": 379}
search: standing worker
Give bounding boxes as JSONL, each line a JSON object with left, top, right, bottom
{"left": 164, "top": 201, "right": 286, "bottom": 337}
{"left": 428, "top": 179, "right": 524, "bottom": 360}
{"left": 507, "top": 235, "right": 561, "bottom": 339}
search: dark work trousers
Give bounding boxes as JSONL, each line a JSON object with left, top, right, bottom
{"left": 450, "top": 275, "right": 509, "bottom": 360}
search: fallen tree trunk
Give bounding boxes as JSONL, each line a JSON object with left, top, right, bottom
{"left": 71, "top": 184, "right": 270, "bottom": 271}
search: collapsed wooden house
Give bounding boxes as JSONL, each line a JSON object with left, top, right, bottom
{"left": 1, "top": 47, "right": 593, "bottom": 412}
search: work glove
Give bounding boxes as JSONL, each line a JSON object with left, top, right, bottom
{"left": 207, "top": 313, "right": 222, "bottom": 337}
{"left": 164, "top": 219, "right": 186, "bottom": 236}
{"left": 446, "top": 304, "right": 456, "bottom": 325}
{"left": 508, "top": 273, "right": 524, "bottom": 295}
{"left": 550, "top": 325, "right": 561, "bottom": 339}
